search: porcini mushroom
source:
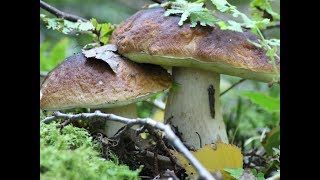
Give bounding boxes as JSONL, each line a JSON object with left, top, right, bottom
{"left": 110, "top": 7, "right": 280, "bottom": 149}
{"left": 40, "top": 52, "right": 172, "bottom": 137}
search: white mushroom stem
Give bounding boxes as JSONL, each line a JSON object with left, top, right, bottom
{"left": 164, "top": 67, "right": 228, "bottom": 150}
{"left": 101, "top": 103, "right": 137, "bottom": 137}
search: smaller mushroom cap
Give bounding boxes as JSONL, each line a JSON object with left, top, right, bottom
{"left": 40, "top": 53, "right": 172, "bottom": 110}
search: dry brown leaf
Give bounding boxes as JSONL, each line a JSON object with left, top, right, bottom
{"left": 82, "top": 44, "right": 120, "bottom": 73}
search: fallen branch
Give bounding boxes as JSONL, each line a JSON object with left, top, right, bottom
{"left": 40, "top": 0, "right": 88, "bottom": 22}
{"left": 42, "top": 111, "right": 215, "bottom": 180}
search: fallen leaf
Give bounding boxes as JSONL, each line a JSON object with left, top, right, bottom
{"left": 151, "top": 109, "right": 164, "bottom": 122}
{"left": 171, "top": 143, "right": 243, "bottom": 179}
{"left": 82, "top": 44, "right": 120, "bottom": 73}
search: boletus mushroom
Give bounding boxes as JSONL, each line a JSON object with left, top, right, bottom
{"left": 110, "top": 7, "right": 280, "bottom": 149}
{"left": 40, "top": 52, "right": 172, "bottom": 137}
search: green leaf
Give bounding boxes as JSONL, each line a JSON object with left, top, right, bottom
{"left": 163, "top": 0, "right": 217, "bottom": 27}
{"left": 251, "top": 168, "right": 257, "bottom": 175}
{"left": 266, "top": 46, "right": 278, "bottom": 59}
{"left": 189, "top": 11, "right": 217, "bottom": 27}
{"left": 78, "top": 21, "right": 95, "bottom": 31}
{"left": 224, "top": 168, "right": 244, "bottom": 179}
{"left": 96, "top": 22, "right": 114, "bottom": 45}
{"left": 257, "top": 172, "right": 265, "bottom": 180}
{"left": 250, "top": 0, "right": 280, "bottom": 21}
{"left": 40, "top": 14, "right": 95, "bottom": 35}
{"left": 164, "top": 9, "right": 184, "bottom": 16}
{"left": 254, "top": 18, "right": 270, "bottom": 29}
{"left": 210, "top": 0, "right": 230, "bottom": 12}
{"left": 240, "top": 91, "right": 280, "bottom": 112}
{"left": 217, "top": 20, "right": 243, "bottom": 32}
{"left": 90, "top": 18, "right": 98, "bottom": 28}
{"left": 179, "top": 11, "right": 191, "bottom": 26}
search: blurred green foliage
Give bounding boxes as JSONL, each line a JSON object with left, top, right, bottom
{"left": 221, "top": 76, "right": 280, "bottom": 151}
{"left": 40, "top": 37, "right": 69, "bottom": 72}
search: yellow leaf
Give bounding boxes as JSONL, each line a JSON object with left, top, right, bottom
{"left": 151, "top": 109, "right": 165, "bottom": 122}
{"left": 171, "top": 143, "right": 243, "bottom": 179}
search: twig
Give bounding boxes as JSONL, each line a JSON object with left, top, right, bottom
{"left": 266, "top": 22, "right": 280, "bottom": 30}
{"left": 150, "top": 0, "right": 164, "bottom": 3}
{"left": 112, "top": 125, "right": 130, "bottom": 139}
{"left": 220, "top": 79, "right": 246, "bottom": 96}
{"left": 145, "top": 99, "right": 165, "bottom": 110}
{"left": 140, "top": 150, "right": 172, "bottom": 164}
{"left": 146, "top": 126, "right": 178, "bottom": 169}
{"left": 154, "top": 148, "right": 159, "bottom": 175}
{"left": 40, "top": 0, "right": 88, "bottom": 22}
{"left": 42, "top": 111, "right": 215, "bottom": 180}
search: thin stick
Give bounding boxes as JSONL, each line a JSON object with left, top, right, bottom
{"left": 42, "top": 111, "right": 215, "bottom": 180}
{"left": 266, "top": 22, "right": 280, "bottom": 30}
{"left": 150, "top": 0, "right": 164, "bottom": 3}
{"left": 220, "top": 79, "right": 246, "bottom": 96}
{"left": 40, "top": 0, "right": 88, "bottom": 22}
{"left": 145, "top": 99, "right": 165, "bottom": 110}
{"left": 146, "top": 126, "right": 178, "bottom": 168}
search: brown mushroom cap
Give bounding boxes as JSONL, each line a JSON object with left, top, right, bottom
{"left": 40, "top": 53, "right": 172, "bottom": 110}
{"left": 110, "top": 7, "right": 280, "bottom": 82}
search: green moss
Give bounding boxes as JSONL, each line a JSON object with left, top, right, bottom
{"left": 40, "top": 122, "right": 141, "bottom": 180}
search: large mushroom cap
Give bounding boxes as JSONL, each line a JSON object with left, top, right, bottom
{"left": 40, "top": 53, "right": 172, "bottom": 110}
{"left": 110, "top": 7, "right": 279, "bottom": 82}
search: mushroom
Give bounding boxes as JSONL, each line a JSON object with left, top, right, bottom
{"left": 110, "top": 7, "right": 280, "bottom": 149}
{"left": 40, "top": 52, "right": 172, "bottom": 137}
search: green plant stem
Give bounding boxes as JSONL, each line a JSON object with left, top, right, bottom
{"left": 256, "top": 28, "right": 279, "bottom": 81}
{"left": 229, "top": 4, "right": 280, "bottom": 82}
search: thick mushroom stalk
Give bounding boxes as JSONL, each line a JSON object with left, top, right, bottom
{"left": 165, "top": 67, "right": 228, "bottom": 149}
